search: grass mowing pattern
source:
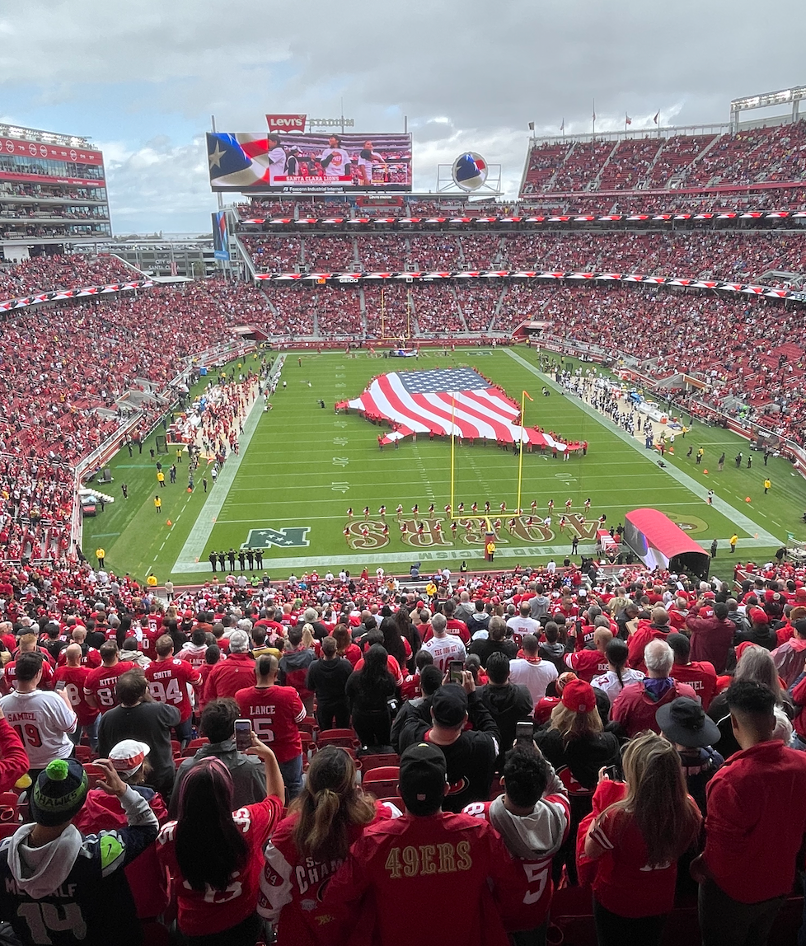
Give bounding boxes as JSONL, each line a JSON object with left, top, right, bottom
{"left": 82, "top": 347, "right": 806, "bottom": 585}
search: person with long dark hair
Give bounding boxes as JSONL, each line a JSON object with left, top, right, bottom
{"left": 345, "top": 643, "right": 398, "bottom": 748}
{"left": 380, "top": 616, "right": 410, "bottom": 672}
{"left": 583, "top": 731, "right": 702, "bottom": 945}
{"left": 259, "top": 746, "right": 395, "bottom": 944}
{"left": 591, "top": 638, "right": 645, "bottom": 703}
{"left": 156, "top": 734, "right": 284, "bottom": 946}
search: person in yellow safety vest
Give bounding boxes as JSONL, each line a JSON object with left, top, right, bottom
{"left": 486, "top": 541, "right": 496, "bottom": 562}
{"left": 146, "top": 574, "right": 158, "bottom": 588}
{"left": 95, "top": 548, "right": 105, "bottom": 568}
{"left": 729, "top": 534, "right": 739, "bottom": 553}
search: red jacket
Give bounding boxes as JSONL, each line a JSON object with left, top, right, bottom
{"left": 686, "top": 611, "right": 735, "bottom": 674}
{"left": 627, "top": 623, "right": 671, "bottom": 673}
{"left": 703, "top": 740, "right": 806, "bottom": 903}
{"left": 611, "top": 679, "right": 699, "bottom": 738}
{"left": 203, "top": 652, "right": 256, "bottom": 702}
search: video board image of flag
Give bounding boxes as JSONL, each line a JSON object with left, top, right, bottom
{"left": 337, "top": 368, "right": 579, "bottom": 450}
{"left": 206, "top": 131, "right": 412, "bottom": 192}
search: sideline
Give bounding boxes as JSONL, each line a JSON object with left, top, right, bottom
{"left": 173, "top": 357, "right": 284, "bottom": 570}
{"left": 503, "top": 348, "right": 781, "bottom": 547}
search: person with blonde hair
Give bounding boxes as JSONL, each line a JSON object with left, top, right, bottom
{"left": 583, "top": 731, "right": 702, "bottom": 944}
{"left": 534, "top": 678, "right": 620, "bottom": 886}
{"left": 258, "top": 746, "right": 396, "bottom": 945}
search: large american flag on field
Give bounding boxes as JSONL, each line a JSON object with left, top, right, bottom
{"left": 338, "top": 368, "right": 578, "bottom": 450}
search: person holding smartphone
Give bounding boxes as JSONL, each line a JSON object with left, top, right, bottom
{"left": 157, "top": 734, "right": 284, "bottom": 946}
{"left": 581, "top": 731, "right": 701, "bottom": 946}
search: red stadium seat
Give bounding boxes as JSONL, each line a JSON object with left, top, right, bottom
{"left": 317, "top": 729, "right": 360, "bottom": 750}
{"left": 357, "top": 752, "right": 399, "bottom": 772}
{"left": 362, "top": 766, "right": 400, "bottom": 799}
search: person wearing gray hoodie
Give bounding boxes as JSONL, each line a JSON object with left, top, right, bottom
{"left": 464, "top": 743, "right": 570, "bottom": 946}
{"left": 0, "top": 757, "right": 158, "bottom": 946}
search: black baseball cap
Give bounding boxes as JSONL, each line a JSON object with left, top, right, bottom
{"left": 399, "top": 742, "right": 446, "bottom": 816}
{"left": 431, "top": 684, "right": 468, "bottom": 727}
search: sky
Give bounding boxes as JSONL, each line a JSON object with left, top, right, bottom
{"left": 1, "top": 0, "right": 803, "bottom": 234}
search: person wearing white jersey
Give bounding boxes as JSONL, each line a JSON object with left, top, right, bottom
{"left": 355, "top": 140, "right": 386, "bottom": 186}
{"left": 266, "top": 134, "right": 287, "bottom": 185}
{"left": 509, "top": 634, "right": 559, "bottom": 705}
{"left": 422, "top": 613, "right": 466, "bottom": 673}
{"left": 319, "top": 134, "right": 351, "bottom": 179}
{"left": 1, "top": 652, "right": 76, "bottom": 778}
{"left": 506, "top": 601, "right": 541, "bottom": 648}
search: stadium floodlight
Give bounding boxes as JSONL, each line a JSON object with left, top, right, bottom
{"left": 730, "top": 85, "right": 806, "bottom": 113}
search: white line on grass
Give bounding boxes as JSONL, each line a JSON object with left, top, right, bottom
{"left": 503, "top": 349, "right": 782, "bottom": 545}
{"left": 173, "top": 361, "right": 282, "bottom": 569}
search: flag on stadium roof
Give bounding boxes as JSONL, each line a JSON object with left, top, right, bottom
{"left": 336, "top": 367, "right": 581, "bottom": 450}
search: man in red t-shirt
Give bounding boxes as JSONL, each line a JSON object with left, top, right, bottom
{"left": 3, "top": 634, "right": 55, "bottom": 694}
{"left": 83, "top": 641, "right": 136, "bottom": 714}
{"left": 235, "top": 654, "right": 306, "bottom": 800}
{"left": 668, "top": 633, "right": 717, "bottom": 710}
{"left": 52, "top": 643, "right": 100, "bottom": 749}
{"left": 145, "top": 635, "right": 203, "bottom": 744}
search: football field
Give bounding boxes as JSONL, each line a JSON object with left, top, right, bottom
{"left": 82, "top": 347, "right": 806, "bottom": 586}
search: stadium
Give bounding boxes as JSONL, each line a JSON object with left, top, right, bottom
{"left": 2, "top": 63, "right": 806, "bottom": 945}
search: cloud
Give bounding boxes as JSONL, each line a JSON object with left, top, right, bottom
{"left": 0, "top": 0, "right": 802, "bottom": 229}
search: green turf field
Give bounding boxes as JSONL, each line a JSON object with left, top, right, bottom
{"left": 81, "top": 347, "right": 806, "bottom": 586}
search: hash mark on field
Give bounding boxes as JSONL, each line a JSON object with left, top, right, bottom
{"left": 413, "top": 449, "right": 436, "bottom": 500}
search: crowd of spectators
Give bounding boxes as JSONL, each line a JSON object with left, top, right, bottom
{"left": 0, "top": 252, "right": 132, "bottom": 299}
{"left": 454, "top": 284, "right": 503, "bottom": 332}
{"left": 521, "top": 120, "right": 806, "bottom": 196}
{"left": 2, "top": 559, "right": 806, "bottom": 942}
{"left": 314, "top": 286, "right": 363, "bottom": 337}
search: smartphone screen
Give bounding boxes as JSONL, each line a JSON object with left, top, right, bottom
{"left": 234, "top": 719, "right": 252, "bottom": 752}
{"left": 515, "top": 721, "right": 533, "bottom": 742}
{"left": 55, "top": 680, "right": 67, "bottom": 692}
{"left": 449, "top": 660, "right": 464, "bottom": 684}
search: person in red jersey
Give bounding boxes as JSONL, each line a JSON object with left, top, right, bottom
{"left": 258, "top": 746, "right": 399, "bottom": 945}
{"left": 464, "top": 743, "right": 570, "bottom": 943}
{"left": 667, "top": 633, "right": 717, "bottom": 710}
{"left": 157, "top": 736, "right": 284, "bottom": 946}
{"left": 582, "top": 731, "right": 701, "bottom": 946}
{"left": 53, "top": 642, "right": 100, "bottom": 750}
{"left": 691, "top": 681, "right": 806, "bottom": 946}
{"left": 0, "top": 700, "right": 29, "bottom": 791}
{"left": 235, "top": 655, "right": 306, "bottom": 801}
{"left": 83, "top": 640, "right": 136, "bottom": 714}
{"left": 203, "top": 629, "right": 256, "bottom": 702}
{"left": 324, "top": 741, "right": 522, "bottom": 946}
{"left": 611, "top": 640, "right": 698, "bottom": 738}
{"left": 2, "top": 632, "right": 55, "bottom": 693}
{"left": 565, "top": 627, "right": 612, "bottom": 683}
{"left": 145, "top": 635, "right": 203, "bottom": 746}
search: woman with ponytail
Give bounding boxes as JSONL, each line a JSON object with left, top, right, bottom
{"left": 582, "top": 731, "right": 702, "bottom": 945}
{"left": 258, "top": 746, "right": 396, "bottom": 945}
{"left": 156, "top": 734, "right": 284, "bottom": 945}
{"left": 591, "top": 638, "right": 645, "bottom": 703}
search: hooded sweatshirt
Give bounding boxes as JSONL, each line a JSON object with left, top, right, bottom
{"left": 463, "top": 766, "right": 570, "bottom": 930}
{"left": 0, "top": 786, "right": 158, "bottom": 946}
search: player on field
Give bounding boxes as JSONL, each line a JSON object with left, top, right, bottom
{"left": 347, "top": 507, "right": 353, "bottom": 519}
{"left": 378, "top": 504, "right": 386, "bottom": 517}
{"left": 396, "top": 503, "right": 403, "bottom": 519}
{"left": 363, "top": 506, "right": 370, "bottom": 520}
{"left": 565, "top": 498, "right": 572, "bottom": 511}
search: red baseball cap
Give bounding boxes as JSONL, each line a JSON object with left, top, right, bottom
{"left": 561, "top": 678, "right": 596, "bottom": 714}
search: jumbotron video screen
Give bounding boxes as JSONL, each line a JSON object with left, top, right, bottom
{"left": 206, "top": 131, "right": 412, "bottom": 192}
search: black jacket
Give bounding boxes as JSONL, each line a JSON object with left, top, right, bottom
{"left": 478, "top": 682, "right": 534, "bottom": 767}
{"left": 306, "top": 657, "right": 353, "bottom": 704}
{"left": 397, "top": 691, "right": 500, "bottom": 811}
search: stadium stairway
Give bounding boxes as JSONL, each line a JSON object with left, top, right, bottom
{"left": 591, "top": 139, "right": 620, "bottom": 190}
{"left": 679, "top": 132, "right": 724, "bottom": 187}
